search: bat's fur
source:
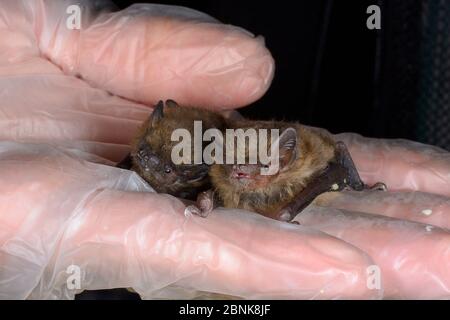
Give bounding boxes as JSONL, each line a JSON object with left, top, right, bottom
{"left": 130, "top": 102, "right": 226, "bottom": 199}
{"left": 209, "top": 120, "right": 336, "bottom": 217}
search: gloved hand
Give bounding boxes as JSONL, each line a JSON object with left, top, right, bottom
{"left": 0, "top": 0, "right": 448, "bottom": 300}
{"left": 296, "top": 134, "right": 450, "bottom": 299}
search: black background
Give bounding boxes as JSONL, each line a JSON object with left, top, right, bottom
{"left": 108, "top": 0, "right": 449, "bottom": 150}
{"left": 113, "top": 0, "right": 379, "bottom": 136}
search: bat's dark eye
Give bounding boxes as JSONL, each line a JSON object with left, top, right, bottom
{"left": 164, "top": 167, "right": 172, "bottom": 174}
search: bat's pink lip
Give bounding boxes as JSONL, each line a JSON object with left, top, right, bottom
{"left": 232, "top": 172, "right": 251, "bottom": 179}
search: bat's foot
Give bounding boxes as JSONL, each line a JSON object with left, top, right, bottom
{"left": 185, "top": 205, "right": 210, "bottom": 218}
{"left": 367, "top": 182, "right": 387, "bottom": 191}
{"left": 344, "top": 182, "right": 387, "bottom": 192}
{"left": 197, "top": 190, "right": 215, "bottom": 214}
{"left": 184, "top": 190, "right": 215, "bottom": 218}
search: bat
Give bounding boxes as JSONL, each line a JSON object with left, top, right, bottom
{"left": 117, "top": 100, "right": 226, "bottom": 200}
{"left": 186, "top": 120, "right": 386, "bottom": 222}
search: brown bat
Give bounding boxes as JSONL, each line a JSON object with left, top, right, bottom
{"left": 187, "top": 120, "right": 386, "bottom": 222}
{"left": 117, "top": 100, "right": 226, "bottom": 200}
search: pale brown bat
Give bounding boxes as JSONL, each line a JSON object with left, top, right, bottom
{"left": 186, "top": 120, "right": 386, "bottom": 221}
{"left": 117, "top": 100, "right": 226, "bottom": 200}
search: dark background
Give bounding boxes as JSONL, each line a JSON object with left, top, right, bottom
{"left": 110, "top": 0, "right": 449, "bottom": 150}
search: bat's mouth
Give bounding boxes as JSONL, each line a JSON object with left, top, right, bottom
{"left": 232, "top": 172, "right": 251, "bottom": 179}
{"left": 230, "top": 164, "right": 255, "bottom": 181}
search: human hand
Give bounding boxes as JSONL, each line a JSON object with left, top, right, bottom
{"left": 0, "top": 0, "right": 448, "bottom": 300}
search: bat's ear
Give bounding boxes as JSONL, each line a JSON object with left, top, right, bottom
{"left": 150, "top": 100, "right": 164, "bottom": 127}
{"left": 165, "top": 99, "right": 179, "bottom": 108}
{"left": 276, "top": 128, "right": 297, "bottom": 169}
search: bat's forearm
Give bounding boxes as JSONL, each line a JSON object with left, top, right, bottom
{"left": 279, "top": 141, "right": 366, "bottom": 221}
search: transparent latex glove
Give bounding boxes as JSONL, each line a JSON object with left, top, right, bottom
{"left": 0, "top": 143, "right": 377, "bottom": 300}
{"left": 0, "top": 0, "right": 378, "bottom": 300}
{"left": 295, "top": 134, "right": 450, "bottom": 299}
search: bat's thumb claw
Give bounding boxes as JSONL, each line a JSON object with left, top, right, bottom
{"left": 279, "top": 209, "right": 293, "bottom": 222}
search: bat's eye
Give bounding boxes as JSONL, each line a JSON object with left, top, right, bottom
{"left": 164, "top": 167, "right": 172, "bottom": 174}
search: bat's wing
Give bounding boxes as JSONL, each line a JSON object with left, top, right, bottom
{"left": 277, "top": 141, "right": 366, "bottom": 222}
{"left": 334, "top": 141, "right": 365, "bottom": 191}
{"left": 116, "top": 153, "right": 133, "bottom": 169}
